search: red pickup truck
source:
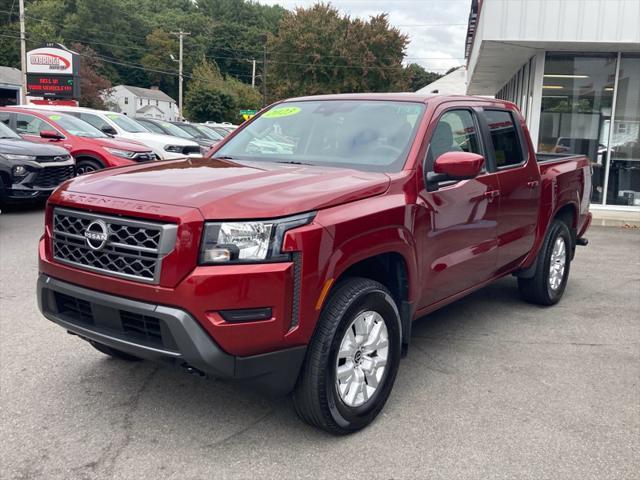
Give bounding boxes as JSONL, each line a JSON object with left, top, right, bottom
{"left": 37, "top": 94, "right": 591, "bottom": 434}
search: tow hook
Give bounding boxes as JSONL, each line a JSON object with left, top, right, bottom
{"left": 180, "top": 363, "right": 207, "bottom": 378}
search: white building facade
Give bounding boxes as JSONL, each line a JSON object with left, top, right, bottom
{"left": 465, "top": 0, "right": 640, "bottom": 212}
{"left": 102, "top": 85, "right": 179, "bottom": 121}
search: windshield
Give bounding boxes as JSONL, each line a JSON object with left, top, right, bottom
{"left": 214, "top": 100, "right": 425, "bottom": 172}
{"left": 105, "top": 113, "right": 148, "bottom": 133}
{"left": 49, "top": 114, "right": 107, "bottom": 138}
{"left": 176, "top": 123, "right": 204, "bottom": 138}
{"left": 194, "top": 124, "right": 223, "bottom": 140}
{"left": 159, "top": 121, "right": 194, "bottom": 138}
{"left": 0, "top": 122, "right": 19, "bottom": 139}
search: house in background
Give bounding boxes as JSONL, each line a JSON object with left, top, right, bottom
{"left": 416, "top": 67, "right": 467, "bottom": 95}
{"left": 0, "top": 66, "right": 22, "bottom": 106}
{"left": 464, "top": 0, "right": 640, "bottom": 212}
{"left": 101, "top": 85, "right": 179, "bottom": 121}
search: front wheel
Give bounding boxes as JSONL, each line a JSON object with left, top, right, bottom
{"left": 518, "top": 219, "right": 572, "bottom": 305}
{"left": 293, "top": 277, "right": 402, "bottom": 434}
{"left": 76, "top": 159, "right": 102, "bottom": 175}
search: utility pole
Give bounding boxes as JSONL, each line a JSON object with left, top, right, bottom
{"left": 19, "top": 0, "right": 27, "bottom": 104}
{"left": 170, "top": 31, "right": 190, "bottom": 120}
{"left": 251, "top": 59, "right": 256, "bottom": 89}
{"left": 260, "top": 33, "right": 268, "bottom": 107}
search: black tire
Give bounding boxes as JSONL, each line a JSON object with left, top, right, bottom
{"left": 518, "top": 219, "right": 572, "bottom": 306}
{"left": 89, "top": 341, "right": 142, "bottom": 362}
{"left": 76, "top": 159, "right": 102, "bottom": 175}
{"left": 293, "top": 277, "right": 402, "bottom": 435}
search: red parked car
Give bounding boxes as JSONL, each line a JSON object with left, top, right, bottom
{"left": 0, "top": 107, "right": 156, "bottom": 174}
{"left": 37, "top": 94, "right": 592, "bottom": 434}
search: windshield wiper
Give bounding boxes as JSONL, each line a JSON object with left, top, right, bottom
{"left": 212, "top": 155, "right": 237, "bottom": 160}
{"left": 276, "top": 160, "right": 312, "bottom": 166}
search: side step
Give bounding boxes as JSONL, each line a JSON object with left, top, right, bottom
{"left": 576, "top": 237, "right": 589, "bottom": 246}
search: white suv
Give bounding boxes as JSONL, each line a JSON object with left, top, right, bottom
{"left": 25, "top": 106, "right": 202, "bottom": 160}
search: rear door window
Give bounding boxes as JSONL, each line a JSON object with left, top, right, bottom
{"left": 482, "top": 110, "right": 524, "bottom": 168}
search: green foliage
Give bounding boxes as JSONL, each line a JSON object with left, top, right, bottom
{"left": 405, "top": 63, "right": 442, "bottom": 91}
{"left": 267, "top": 4, "right": 409, "bottom": 100}
{"left": 0, "top": 0, "right": 445, "bottom": 109}
{"left": 184, "top": 59, "right": 261, "bottom": 123}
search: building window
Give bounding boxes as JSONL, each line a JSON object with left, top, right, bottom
{"left": 156, "top": 100, "right": 159, "bottom": 106}
{"left": 537, "top": 53, "right": 617, "bottom": 205}
{"left": 606, "top": 54, "right": 640, "bottom": 207}
{"left": 140, "top": 98, "right": 143, "bottom": 106}
{"left": 124, "top": 97, "right": 128, "bottom": 105}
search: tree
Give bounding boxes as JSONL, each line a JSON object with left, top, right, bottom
{"left": 267, "top": 4, "right": 409, "bottom": 100}
{"left": 405, "top": 63, "right": 442, "bottom": 91}
{"left": 70, "top": 43, "right": 113, "bottom": 109}
{"left": 184, "top": 59, "right": 260, "bottom": 123}
{"left": 140, "top": 30, "right": 179, "bottom": 99}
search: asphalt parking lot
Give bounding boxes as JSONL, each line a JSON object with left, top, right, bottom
{"left": 1, "top": 205, "right": 638, "bottom": 480}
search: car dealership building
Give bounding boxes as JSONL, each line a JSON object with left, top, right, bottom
{"left": 465, "top": 0, "right": 640, "bottom": 213}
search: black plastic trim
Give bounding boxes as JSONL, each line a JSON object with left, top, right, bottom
{"left": 220, "top": 307, "right": 272, "bottom": 323}
{"left": 37, "top": 274, "right": 306, "bottom": 395}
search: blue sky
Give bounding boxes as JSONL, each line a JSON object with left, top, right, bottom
{"left": 256, "top": 0, "right": 472, "bottom": 73}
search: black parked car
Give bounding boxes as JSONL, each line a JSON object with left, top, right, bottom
{"left": 0, "top": 121, "right": 75, "bottom": 205}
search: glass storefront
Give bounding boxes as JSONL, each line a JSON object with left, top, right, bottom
{"left": 538, "top": 52, "right": 640, "bottom": 208}
{"left": 606, "top": 54, "right": 640, "bottom": 206}
{"left": 538, "top": 53, "right": 616, "bottom": 204}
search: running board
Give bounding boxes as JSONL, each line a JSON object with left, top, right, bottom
{"left": 576, "top": 237, "right": 589, "bottom": 246}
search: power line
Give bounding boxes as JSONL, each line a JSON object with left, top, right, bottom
{"left": 0, "top": 8, "right": 466, "bottom": 63}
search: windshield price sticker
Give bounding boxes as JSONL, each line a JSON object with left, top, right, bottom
{"left": 263, "top": 106, "right": 301, "bottom": 118}
{"left": 106, "top": 113, "right": 119, "bottom": 120}
{"left": 49, "top": 115, "right": 62, "bottom": 120}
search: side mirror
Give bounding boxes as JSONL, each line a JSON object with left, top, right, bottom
{"left": 426, "top": 151, "right": 485, "bottom": 192}
{"left": 101, "top": 126, "right": 117, "bottom": 136}
{"left": 40, "top": 130, "right": 62, "bottom": 140}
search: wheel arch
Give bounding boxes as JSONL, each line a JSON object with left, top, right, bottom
{"left": 329, "top": 250, "right": 414, "bottom": 352}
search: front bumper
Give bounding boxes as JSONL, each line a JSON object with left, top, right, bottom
{"left": 37, "top": 274, "right": 306, "bottom": 395}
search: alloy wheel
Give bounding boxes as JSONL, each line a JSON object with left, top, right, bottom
{"left": 335, "top": 310, "right": 389, "bottom": 407}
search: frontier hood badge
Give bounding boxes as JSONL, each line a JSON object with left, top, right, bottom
{"left": 84, "top": 219, "right": 109, "bottom": 251}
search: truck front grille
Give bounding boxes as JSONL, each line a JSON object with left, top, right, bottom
{"left": 52, "top": 208, "right": 177, "bottom": 284}
{"left": 33, "top": 165, "right": 75, "bottom": 188}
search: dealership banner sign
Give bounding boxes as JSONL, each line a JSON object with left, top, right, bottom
{"left": 26, "top": 43, "right": 81, "bottom": 99}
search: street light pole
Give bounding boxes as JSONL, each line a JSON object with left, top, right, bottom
{"left": 19, "top": 0, "right": 27, "bottom": 104}
{"left": 170, "top": 30, "right": 190, "bottom": 120}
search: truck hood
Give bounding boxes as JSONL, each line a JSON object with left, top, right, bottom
{"left": 63, "top": 158, "right": 390, "bottom": 218}
{"left": 0, "top": 138, "right": 69, "bottom": 156}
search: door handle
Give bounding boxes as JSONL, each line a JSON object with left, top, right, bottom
{"left": 527, "top": 180, "right": 540, "bottom": 188}
{"left": 483, "top": 190, "right": 501, "bottom": 199}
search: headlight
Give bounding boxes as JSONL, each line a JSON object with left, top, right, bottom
{"left": 104, "top": 147, "right": 137, "bottom": 159}
{"left": 164, "top": 145, "right": 183, "bottom": 153}
{"left": 199, "top": 212, "right": 315, "bottom": 264}
{"left": 12, "top": 165, "right": 29, "bottom": 177}
{"left": 3, "top": 153, "right": 36, "bottom": 161}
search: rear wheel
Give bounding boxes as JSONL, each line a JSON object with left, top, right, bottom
{"left": 293, "top": 277, "right": 402, "bottom": 434}
{"left": 76, "top": 159, "right": 102, "bottom": 175}
{"left": 518, "top": 219, "right": 572, "bottom": 305}
{"left": 89, "top": 341, "right": 142, "bottom": 362}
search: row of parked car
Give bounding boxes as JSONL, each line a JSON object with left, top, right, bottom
{"left": 0, "top": 104, "right": 236, "bottom": 205}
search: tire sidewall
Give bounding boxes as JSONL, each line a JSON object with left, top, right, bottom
{"left": 542, "top": 221, "right": 572, "bottom": 303}
{"left": 324, "top": 287, "right": 402, "bottom": 431}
